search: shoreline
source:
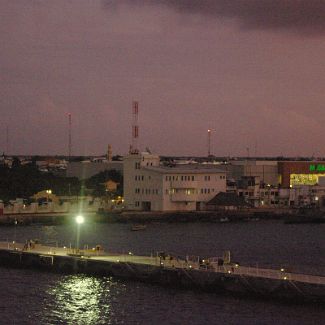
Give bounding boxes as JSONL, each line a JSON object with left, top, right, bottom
{"left": 0, "top": 209, "right": 300, "bottom": 225}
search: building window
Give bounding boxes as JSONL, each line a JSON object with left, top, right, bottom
{"left": 191, "top": 176, "right": 194, "bottom": 181}
{"left": 135, "top": 162, "right": 140, "bottom": 169}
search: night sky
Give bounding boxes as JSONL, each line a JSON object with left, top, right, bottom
{"left": 1, "top": 0, "right": 325, "bottom": 157}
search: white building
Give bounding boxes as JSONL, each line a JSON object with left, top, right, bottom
{"left": 123, "top": 153, "right": 227, "bottom": 211}
{"left": 224, "top": 160, "right": 279, "bottom": 186}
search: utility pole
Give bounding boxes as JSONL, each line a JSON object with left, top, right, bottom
{"left": 207, "top": 129, "right": 211, "bottom": 157}
{"left": 68, "top": 113, "right": 72, "bottom": 161}
{"left": 6, "top": 126, "right": 9, "bottom": 155}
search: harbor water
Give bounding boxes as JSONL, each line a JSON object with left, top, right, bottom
{"left": 0, "top": 220, "right": 324, "bottom": 324}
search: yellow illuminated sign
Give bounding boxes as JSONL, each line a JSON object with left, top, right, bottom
{"left": 290, "top": 173, "right": 325, "bottom": 186}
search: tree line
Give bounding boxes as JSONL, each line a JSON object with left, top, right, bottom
{"left": 0, "top": 159, "right": 122, "bottom": 203}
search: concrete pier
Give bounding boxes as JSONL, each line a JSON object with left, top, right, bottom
{"left": 0, "top": 241, "right": 324, "bottom": 303}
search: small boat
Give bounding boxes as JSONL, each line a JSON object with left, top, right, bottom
{"left": 131, "top": 224, "right": 147, "bottom": 231}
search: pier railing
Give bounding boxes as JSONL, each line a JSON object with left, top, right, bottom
{"left": 1, "top": 241, "right": 324, "bottom": 287}
{"left": 210, "top": 263, "right": 325, "bottom": 285}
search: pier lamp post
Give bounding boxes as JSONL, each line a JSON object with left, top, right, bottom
{"left": 75, "top": 215, "right": 84, "bottom": 252}
{"left": 46, "top": 189, "right": 52, "bottom": 203}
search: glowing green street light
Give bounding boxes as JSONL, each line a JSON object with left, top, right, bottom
{"left": 75, "top": 215, "right": 84, "bottom": 252}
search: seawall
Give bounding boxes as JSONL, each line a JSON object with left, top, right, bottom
{"left": 0, "top": 243, "right": 324, "bottom": 304}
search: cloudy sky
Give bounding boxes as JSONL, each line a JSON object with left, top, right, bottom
{"left": 1, "top": 0, "right": 325, "bottom": 157}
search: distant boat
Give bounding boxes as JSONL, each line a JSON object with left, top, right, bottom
{"left": 131, "top": 224, "right": 147, "bottom": 231}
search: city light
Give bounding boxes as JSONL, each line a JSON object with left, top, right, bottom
{"left": 76, "top": 215, "right": 84, "bottom": 224}
{"left": 75, "top": 215, "right": 84, "bottom": 252}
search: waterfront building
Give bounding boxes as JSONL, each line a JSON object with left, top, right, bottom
{"left": 206, "top": 192, "right": 250, "bottom": 211}
{"left": 123, "top": 152, "right": 226, "bottom": 211}
{"left": 278, "top": 161, "right": 325, "bottom": 188}
{"left": 222, "top": 160, "right": 279, "bottom": 187}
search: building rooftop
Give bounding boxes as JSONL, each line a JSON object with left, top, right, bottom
{"left": 207, "top": 192, "right": 250, "bottom": 207}
{"left": 143, "top": 165, "right": 225, "bottom": 174}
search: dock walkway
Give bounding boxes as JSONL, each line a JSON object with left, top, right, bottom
{"left": 1, "top": 241, "right": 324, "bottom": 287}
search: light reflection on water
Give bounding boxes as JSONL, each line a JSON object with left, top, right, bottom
{"left": 43, "top": 275, "right": 124, "bottom": 325}
{"left": 0, "top": 222, "right": 324, "bottom": 324}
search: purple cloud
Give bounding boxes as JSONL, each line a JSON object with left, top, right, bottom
{"left": 104, "top": 0, "right": 325, "bottom": 35}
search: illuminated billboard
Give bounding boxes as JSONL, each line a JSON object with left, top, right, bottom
{"left": 290, "top": 173, "right": 325, "bottom": 187}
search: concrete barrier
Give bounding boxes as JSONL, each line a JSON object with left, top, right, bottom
{"left": 0, "top": 244, "right": 324, "bottom": 304}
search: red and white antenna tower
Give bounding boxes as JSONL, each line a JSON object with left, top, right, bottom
{"left": 68, "top": 113, "right": 72, "bottom": 161}
{"left": 130, "top": 101, "right": 139, "bottom": 154}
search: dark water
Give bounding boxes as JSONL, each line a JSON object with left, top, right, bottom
{"left": 0, "top": 220, "right": 324, "bottom": 324}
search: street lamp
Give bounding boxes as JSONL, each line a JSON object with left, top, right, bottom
{"left": 46, "top": 189, "right": 52, "bottom": 204}
{"left": 75, "top": 215, "right": 84, "bottom": 252}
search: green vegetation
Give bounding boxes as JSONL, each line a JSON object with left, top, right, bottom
{"left": 85, "top": 169, "right": 123, "bottom": 198}
{"left": 0, "top": 160, "right": 123, "bottom": 202}
{"left": 0, "top": 160, "right": 80, "bottom": 202}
